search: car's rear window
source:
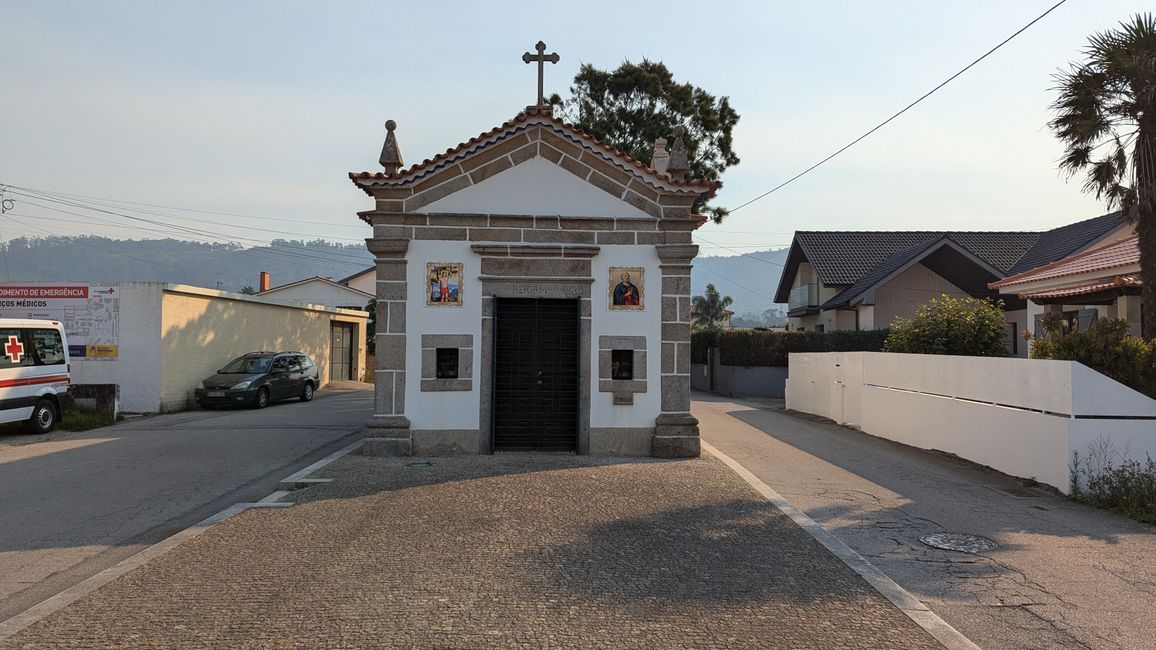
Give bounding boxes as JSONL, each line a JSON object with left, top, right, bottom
{"left": 220, "top": 356, "right": 272, "bottom": 374}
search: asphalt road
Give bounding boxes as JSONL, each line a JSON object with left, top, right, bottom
{"left": 0, "top": 382, "right": 372, "bottom": 623}
{"left": 695, "top": 393, "right": 1156, "bottom": 650}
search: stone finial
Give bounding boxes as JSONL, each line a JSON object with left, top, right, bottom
{"left": 667, "top": 125, "right": 689, "bottom": 180}
{"left": 379, "top": 120, "right": 403, "bottom": 174}
{"left": 651, "top": 137, "right": 670, "bottom": 174}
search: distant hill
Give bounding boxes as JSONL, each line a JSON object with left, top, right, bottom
{"left": 0, "top": 236, "right": 788, "bottom": 317}
{"left": 0, "top": 236, "right": 373, "bottom": 292}
{"left": 692, "top": 247, "right": 788, "bottom": 322}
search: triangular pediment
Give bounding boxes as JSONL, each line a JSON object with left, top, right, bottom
{"left": 422, "top": 157, "right": 652, "bottom": 218}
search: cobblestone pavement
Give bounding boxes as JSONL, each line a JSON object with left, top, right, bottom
{"left": 3, "top": 453, "right": 941, "bottom": 649}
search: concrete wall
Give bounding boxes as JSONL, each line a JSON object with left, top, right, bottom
{"left": 158, "top": 285, "right": 367, "bottom": 412}
{"left": 692, "top": 351, "right": 788, "bottom": 398}
{"left": 259, "top": 280, "right": 371, "bottom": 311}
{"left": 70, "top": 283, "right": 165, "bottom": 413}
{"left": 786, "top": 351, "right": 1156, "bottom": 494}
{"left": 713, "top": 365, "right": 788, "bottom": 398}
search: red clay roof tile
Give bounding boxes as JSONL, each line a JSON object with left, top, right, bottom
{"left": 349, "top": 106, "right": 720, "bottom": 197}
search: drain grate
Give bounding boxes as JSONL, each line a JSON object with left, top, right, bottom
{"left": 919, "top": 532, "right": 998, "bottom": 554}
{"left": 406, "top": 461, "right": 432, "bottom": 468}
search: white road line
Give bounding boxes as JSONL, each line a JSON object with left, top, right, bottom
{"left": 277, "top": 439, "right": 363, "bottom": 489}
{"left": 0, "top": 503, "right": 252, "bottom": 641}
{"left": 0, "top": 439, "right": 364, "bottom": 641}
{"left": 703, "top": 441, "right": 981, "bottom": 650}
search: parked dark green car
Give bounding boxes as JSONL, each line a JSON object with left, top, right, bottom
{"left": 194, "top": 351, "right": 318, "bottom": 409}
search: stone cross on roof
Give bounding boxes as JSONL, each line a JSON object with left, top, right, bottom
{"left": 522, "top": 40, "right": 559, "bottom": 108}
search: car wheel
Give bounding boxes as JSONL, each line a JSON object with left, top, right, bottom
{"left": 300, "top": 382, "right": 314, "bottom": 402}
{"left": 253, "top": 387, "right": 270, "bottom": 409}
{"left": 27, "top": 399, "right": 57, "bottom": 434}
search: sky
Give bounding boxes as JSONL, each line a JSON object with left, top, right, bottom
{"left": 0, "top": 0, "right": 1150, "bottom": 258}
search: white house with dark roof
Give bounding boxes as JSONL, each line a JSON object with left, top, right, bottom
{"left": 257, "top": 274, "right": 373, "bottom": 311}
{"left": 336, "top": 266, "right": 376, "bottom": 295}
{"left": 773, "top": 212, "right": 1130, "bottom": 355}
{"left": 350, "top": 79, "right": 718, "bottom": 458}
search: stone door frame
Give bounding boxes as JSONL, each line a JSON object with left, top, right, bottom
{"left": 475, "top": 243, "right": 596, "bottom": 454}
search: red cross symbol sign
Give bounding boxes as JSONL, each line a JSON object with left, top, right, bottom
{"left": 5, "top": 335, "right": 24, "bottom": 364}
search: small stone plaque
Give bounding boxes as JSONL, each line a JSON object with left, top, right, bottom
{"left": 613, "top": 392, "right": 633, "bottom": 406}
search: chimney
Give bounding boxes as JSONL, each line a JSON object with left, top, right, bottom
{"left": 651, "top": 137, "right": 670, "bottom": 174}
{"left": 379, "top": 119, "right": 403, "bottom": 174}
{"left": 259, "top": 271, "right": 270, "bottom": 292}
{"left": 667, "top": 125, "right": 689, "bottom": 180}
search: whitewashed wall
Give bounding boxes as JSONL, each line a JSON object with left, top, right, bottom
{"left": 259, "top": 280, "right": 371, "bottom": 311}
{"left": 786, "top": 351, "right": 1156, "bottom": 493}
{"left": 405, "top": 240, "right": 483, "bottom": 431}
{"left": 71, "top": 283, "right": 165, "bottom": 413}
{"left": 589, "top": 245, "right": 663, "bottom": 428}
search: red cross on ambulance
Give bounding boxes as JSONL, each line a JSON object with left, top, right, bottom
{"left": 5, "top": 335, "right": 24, "bottom": 364}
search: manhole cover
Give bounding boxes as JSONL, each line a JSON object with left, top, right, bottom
{"left": 406, "top": 461, "right": 432, "bottom": 468}
{"left": 919, "top": 533, "right": 998, "bottom": 554}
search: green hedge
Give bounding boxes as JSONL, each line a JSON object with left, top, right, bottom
{"left": 691, "top": 329, "right": 890, "bottom": 367}
{"left": 690, "top": 330, "right": 718, "bottom": 364}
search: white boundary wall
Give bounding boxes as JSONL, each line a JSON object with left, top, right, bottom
{"left": 786, "top": 352, "right": 1156, "bottom": 494}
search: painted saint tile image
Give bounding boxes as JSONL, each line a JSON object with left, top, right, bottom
{"left": 608, "top": 267, "right": 644, "bottom": 310}
{"left": 427, "top": 262, "right": 463, "bottom": 306}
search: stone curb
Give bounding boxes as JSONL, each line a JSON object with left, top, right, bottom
{"left": 0, "top": 440, "right": 365, "bottom": 642}
{"left": 702, "top": 441, "right": 981, "bottom": 650}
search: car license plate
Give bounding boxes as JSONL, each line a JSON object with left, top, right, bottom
{"left": 207, "top": 391, "right": 226, "bottom": 397}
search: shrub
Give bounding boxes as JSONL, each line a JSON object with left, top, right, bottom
{"left": 1029, "top": 314, "right": 1156, "bottom": 398}
{"left": 718, "top": 330, "right": 790, "bottom": 366}
{"left": 690, "top": 329, "right": 718, "bottom": 364}
{"left": 692, "top": 329, "right": 890, "bottom": 367}
{"left": 884, "top": 295, "right": 1008, "bottom": 356}
{"left": 790, "top": 329, "right": 890, "bottom": 354}
{"left": 1070, "top": 439, "right": 1156, "bottom": 525}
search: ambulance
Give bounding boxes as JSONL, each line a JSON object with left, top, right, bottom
{"left": 0, "top": 318, "right": 71, "bottom": 433}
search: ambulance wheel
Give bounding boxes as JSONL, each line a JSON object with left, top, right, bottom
{"left": 253, "top": 387, "right": 270, "bottom": 409}
{"left": 28, "top": 399, "right": 57, "bottom": 434}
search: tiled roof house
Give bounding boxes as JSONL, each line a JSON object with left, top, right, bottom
{"left": 990, "top": 233, "right": 1142, "bottom": 336}
{"left": 773, "top": 212, "right": 1130, "bottom": 353}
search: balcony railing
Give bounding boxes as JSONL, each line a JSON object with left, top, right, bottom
{"left": 788, "top": 284, "right": 819, "bottom": 310}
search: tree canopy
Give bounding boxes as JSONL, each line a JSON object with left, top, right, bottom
{"left": 690, "top": 283, "right": 734, "bottom": 332}
{"left": 550, "top": 59, "right": 740, "bottom": 222}
{"left": 1049, "top": 13, "right": 1156, "bottom": 338}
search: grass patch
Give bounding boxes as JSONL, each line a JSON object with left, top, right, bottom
{"left": 60, "top": 407, "right": 115, "bottom": 432}
{"left": 0, "top": 406, "right": 115, "bottom": 437}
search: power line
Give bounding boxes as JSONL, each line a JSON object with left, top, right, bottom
{"left": 697, "top": 266, "right": 778, "bottom": 300}
{"left": 728, "top": 0, "right": 1069, "bottom": 214}
{"left": 695, "top": 235, "right": 785, "bottom": 267}
{"left": 5, "top": 188, "right": 373, "bottom": 266}
{"left": 6, "top": 184, "right": 369, "bottom": 230}
{"left": 12, "top": 186, "right": 368, "bottom": 243}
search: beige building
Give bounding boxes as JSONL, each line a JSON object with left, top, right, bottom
{"left": 58, "top": 283, "right": 367, "bottom": 413}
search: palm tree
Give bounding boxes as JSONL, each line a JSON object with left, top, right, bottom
{"left": 1049, "top": 13, "right": 1156, "bottom": 339}
{"left": 690, "top": 283, "right": 734, "bottom": 331}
